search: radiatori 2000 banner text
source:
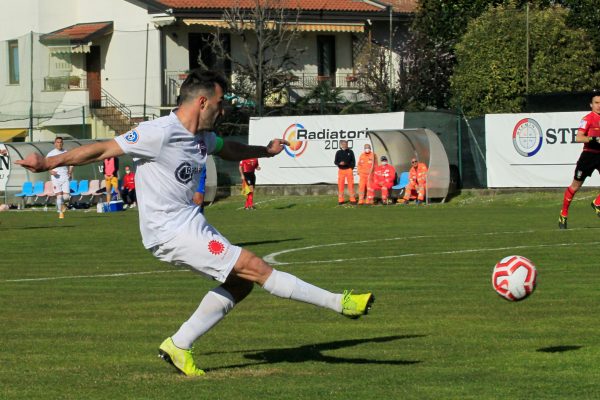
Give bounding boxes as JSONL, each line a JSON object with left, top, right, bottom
{"left": 249, "top": 112, "right": 404, "bottom": 185}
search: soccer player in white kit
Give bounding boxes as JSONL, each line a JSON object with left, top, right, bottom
{"left": 16, "top": 70, "right": 374, "bottom": 376}
{"left": 46, "top": 137, "right": 73, "bottom": 219}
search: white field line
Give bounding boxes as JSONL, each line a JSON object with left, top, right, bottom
{"left": 263, "top": 226, "right": 600, "bottom": 265}
{"left": 4, "top": 228, "right": 598, "bottom": 282}
{"left": 265, "top": 241, "right": 598, "bottom": 266}
{"left": 235, "top": 198, "right": 279, "bottom": 210}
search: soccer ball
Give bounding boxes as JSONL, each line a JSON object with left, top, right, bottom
{"left": 492, "top": 255, "right": 537, "bottom": 301}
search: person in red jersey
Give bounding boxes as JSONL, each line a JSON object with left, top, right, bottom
{"left": 239, "top": 158, "right": 260, "bottom": 210}
{"left": 559, "top": 93, "right": 600, "bottom": 229}
{"left": 121, "top": 165, "right": 137, "bottom": 209}
{"left": 398, "top": 158, "right": 428, "bottom": 205}
{"left": 367, "top": 155, "right": 396, "bottom": 205}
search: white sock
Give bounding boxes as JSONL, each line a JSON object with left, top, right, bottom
{"left": 262, "top": 269, "right": 343, "bottom": 312}
{"left": 171, "top": 287, "right": 235, "bottom": 350}
{"left": 56, "top": 196, "right": 63, "bottom": 212}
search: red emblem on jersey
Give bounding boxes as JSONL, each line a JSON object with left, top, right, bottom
{"left": 208, "top": 240, "right": 225, "bottom": 255}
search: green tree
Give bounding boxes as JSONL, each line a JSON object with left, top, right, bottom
{"left": 201, "top": 0, "right": 305, "bottom": 116}
{"left": 403, "top": 0, "right": 594, "bottom": 110}
{"left": 407, "top": 0, "right": 503, "bottom": 108}
{"left": 559, "top": 0, "right": 600, "bottom": 70}
{"left": 450, "top": 4, "right": 598, "bottom": 117}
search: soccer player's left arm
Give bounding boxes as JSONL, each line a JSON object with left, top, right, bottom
{"left": 577, "top": 130, "right": 600, "bottom": 144}
{"left": 217, "top": 139, "right": 289, "bottom": 161}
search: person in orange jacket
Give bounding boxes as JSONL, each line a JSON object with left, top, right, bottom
{"left": 357, "top": 143, "right": 377, "bottom": 205}
{"left": 367, "top": 155, "right": 396, "bottom": 205}
{"left": 399, "top": 158, "right": 428, "bottom": 204}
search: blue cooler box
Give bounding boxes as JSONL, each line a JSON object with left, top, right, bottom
{"left": 108, "top": 200, "right": 124, "bottom": 212}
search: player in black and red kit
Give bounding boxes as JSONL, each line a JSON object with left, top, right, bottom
{"left": 559, "top": 93, "right": 600, "bottom": 229}
{"left": 239, "top": 158, "right": 260, "bottom": 209}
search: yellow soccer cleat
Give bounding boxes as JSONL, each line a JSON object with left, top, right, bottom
{"left": 341, "top": 290, "right": 374, "bottom": 319}
{"left": 158, "top": 337, "right": 205, "bottom": 377}
{"left": 558, "top": 214, "right": 568, "bottom": 229}
{"left": 591, "top": 202, "right": 600, "bottom": 217}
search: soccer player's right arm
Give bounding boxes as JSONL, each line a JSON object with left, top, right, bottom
{"left": 17, "top": 140, "right": 124, "bottom": 173}
{"left": 217, "top": 139, "right": 288, "bottom": 161}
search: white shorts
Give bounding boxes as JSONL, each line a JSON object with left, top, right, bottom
{"left": 150, "top": 216, "right": 242, "bottom": 283}
{"left": 51, "top": 178, "right": 70, "bottom": 194}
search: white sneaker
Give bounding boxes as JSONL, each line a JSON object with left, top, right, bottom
{"left": 123, "top": 204, "right": 129, "bottom": 209}
{"left": 130, "top": 203, "right": 137, "bottom": 208}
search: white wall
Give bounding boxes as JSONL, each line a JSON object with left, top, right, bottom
{"left": 0, "top": 0, "right": 162, "bottom": 137}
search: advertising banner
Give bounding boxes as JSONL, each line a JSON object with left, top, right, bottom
{"left": 0, "top": 144, "right": 9, "bottom": 192}
{"left": 249, "top": 112, "right": 404, "bottom": 184}
{"left": 485, "top": 111, "right": 600, "bottom": 187}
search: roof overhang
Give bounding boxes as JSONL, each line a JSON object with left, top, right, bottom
{"left": 0, "top": 129, "right": 27, "bottom": 142}
{"left": 182, "top": 19, "right": 365, "bottom": 32}
{"left": 40, "top": 21, "right": 114, "bottom": 46}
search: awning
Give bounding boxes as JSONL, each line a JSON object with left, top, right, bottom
{"left": 0, "top": 129, "right": 27, "bottom": 142}
{"left": 40, "top": 21, "right": 114, "bottom": 45}
{"left": 183, "top": 19, "right": 364, "bottom": 32}
{"left": 49, "top": 44, "right": 92, "bottom": 54}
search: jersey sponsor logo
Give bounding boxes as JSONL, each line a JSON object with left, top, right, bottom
{"left": 124, "top": 130, "right": 139, "bottom": 144}
{"left": 174, "top": 162, "right": 193, "bottom": 184}
{"left": 208, "top": 240, "right": 225, "bottom": 255}
{"left": 579, "top": 119, "right": 588, "bottom": 129}
{"left": 282, "top": 123, "right": 308, "bottom": 158}
{"left": 174, "top": 162, "right": 203, "bottom": 184}
{"left": 512, "top": 118, "right": 543, "bottom": 157}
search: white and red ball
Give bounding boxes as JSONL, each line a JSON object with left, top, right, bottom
{"left": 492, "top": 255, "right": 537, "bottom": 301}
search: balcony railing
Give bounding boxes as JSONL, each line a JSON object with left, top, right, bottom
{"left": 43, "top": 75, "right": 87, "bottom": 92}
{"left": 163, "top": 70, "right": 362, "bottom": 105}
{"left": 164, "top": 70, "right": 189, "bottom": 107}
{"left": 288, "top": 73, "right": 361, "bottom": 89}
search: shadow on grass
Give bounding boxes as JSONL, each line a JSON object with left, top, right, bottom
{"left": 274, "top": 204, "right": 296, "bottom": 210}
{"left": 536, "top": 345, "right": 583, "bottom": 353}
{"left": 5, "top": 225, "right": 77, "bottom": 230}
{"left": 233, "top": 238, "right": 301, "bottom": 247}
{"left": 205, "top": 335, "right": 423, "bottom": 371}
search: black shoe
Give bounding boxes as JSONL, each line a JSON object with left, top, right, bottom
{"left": 558, "top": 214, "right": 568, "bottom": 229}
{"left": 591, "top": 202, "right": 600, "bottom": 217}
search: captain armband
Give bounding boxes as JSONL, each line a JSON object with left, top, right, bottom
{"left": 214, "top": 136, "right": 224, "bottom": 153}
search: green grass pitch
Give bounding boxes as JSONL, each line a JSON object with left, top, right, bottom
{"left": 1, "top": 191, "right": 600, "bottom": 399}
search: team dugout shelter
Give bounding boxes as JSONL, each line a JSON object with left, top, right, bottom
{"left": 369, "top": 128, "right": 451, "bottom": 203}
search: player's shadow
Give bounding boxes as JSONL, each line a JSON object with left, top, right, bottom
{"left": 536, "top": 345, "right": 583, "bottom": 353}
{"left": 8, "top": 225, "right": 76, "bottom": 230}
{"left": 233, "top": 238, "right": 301, "bottom": 247}
{"left": 274, "top": 204, "right": 296, "bottom": 210}
{"left": 206, "top": 334, "right": 423, "bottom": 372}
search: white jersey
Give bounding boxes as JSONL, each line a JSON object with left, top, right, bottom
{"left": 47, "top": 148, "right": 69, "bottom": 180}
{"left": 115, "top": 111, "right": 219, "bottom": 248}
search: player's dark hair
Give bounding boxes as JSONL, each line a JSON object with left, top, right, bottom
{"left": 591, "top": 91, "right": 600, "bottom": 103}
{"left": 54, "top": 136, "right": 63, "bottom": 142}
{"left": 178, "top": 69, "right": 228, "bottom": 105}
